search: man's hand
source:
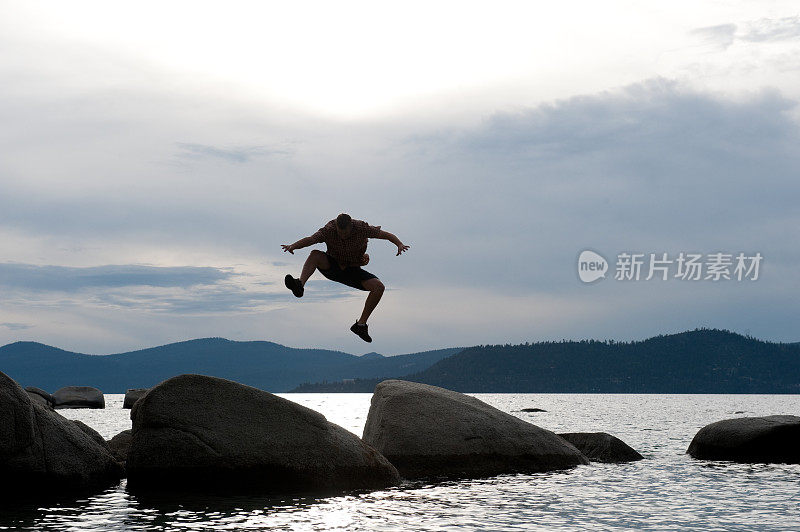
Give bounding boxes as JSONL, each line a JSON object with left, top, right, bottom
{"left": 282, "top": 236, "right": 313, "bottom": 255}
{"left": 361, "top": 253, "right": 370, "bottom": 266}
{"left": 396, "top": 243, "right": 410, "bottom": 256}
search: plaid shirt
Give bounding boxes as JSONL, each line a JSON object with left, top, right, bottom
{"left": 310, "top": 219, "right": 382, "bottom": 268}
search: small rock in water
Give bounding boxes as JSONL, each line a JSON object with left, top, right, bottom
{"left": 559, "top": 432, "right": 643, "bottom": 463}
{"left": 520, "top": 408, "right": 547, "bottom": 413}
{"left": 52, "top": 386, "right": 105, "bottom": 409}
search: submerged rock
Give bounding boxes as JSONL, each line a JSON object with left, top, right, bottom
{"left": 559, "top": 432, "right": 643, "bottom": 463}
{"left": 687, "top": 415, "right": 800, "bottom": 463}
{"left": 362, "top": 380, "right": 588, "bottom": 479}
{"left": 127, "top": 374, "right": 400, "bottom": 494}
{"left": 0, "top": 371, "right": 124, "bottom": 498}
{"left": 52, "top": 386, "right": 105, "bottom": 409}
{"left": 123, "top": 389, "right": 149, "bottom": 409}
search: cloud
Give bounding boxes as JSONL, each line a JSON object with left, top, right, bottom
{"left": 689, "top": 24, "right": 737, "bottom": 50}
{"left": 390, "top": 78, "right": 800, "bottom": 295}
{"left": 0, "top": 322, "right": 33, "bottom": 331}
{"left": 0, "top": 263, "right": 233, "bottom": 292}
{"left": 0, "top": 262, "right": 354, "bottom": 314}
{"left": 453, "top": 80, "right": 797, "bottom": 163}
{"left": 174, "top": 143, "right": 290, "bottom": 163}
{"left": 740, "top": 16, "right": 800, "bottom": 43}
{"left": 90, "top": 286, "right": 283, "bottom": 313}
{"left": 89, "top": 280, "right": 354, "bottom": 314}
{"left": 689, "top": 17, "right": 800, "bottom": 49}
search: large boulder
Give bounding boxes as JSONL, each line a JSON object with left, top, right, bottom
{"left": 0, "top": 371, "right": 124, "bottom": 498}
{"left": 362, "top": 380, "right": 588, "bottom": 479}
{"left": 52, "top": 386, "right": 105, "bottom": 409}
{"left": 123, "top": 388, "right": 149, "bottom": 409}
{"left": 127, "top": 374, "right": 400, "bottom": 494}
{"left": 559, "top": 432, "right": 643, "bottom": 463}
{"left": 687, "top": 415, "right": 800, "bottom": 463}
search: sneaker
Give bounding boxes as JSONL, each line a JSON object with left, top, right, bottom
{"left": 350, "top": 322, "right": 372, "bottom": 343}
{"left": 284, "top": 275, "right": 304, "bottom": 298}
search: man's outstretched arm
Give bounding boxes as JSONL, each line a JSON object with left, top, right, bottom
{"left": 281, "top": 236, "right": 316, "bottom": 254}
{"left": 376, "top": 230, "right": 410, "bottom": 256}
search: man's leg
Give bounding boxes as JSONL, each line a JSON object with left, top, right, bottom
{"left": 300, "top": 250, "right": 331, "bottom": 286}
{"left": 357, "top": 278, "right": 385, "bottom": 324}
{"left": 287, "top": 250, "right": 331, "bottom": 297}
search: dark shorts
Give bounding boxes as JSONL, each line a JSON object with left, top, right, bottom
{"left": 319, "top": 253, "right": 378, "bottom": 291}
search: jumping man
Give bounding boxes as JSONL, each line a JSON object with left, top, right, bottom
{"left": 282, "top": 213, "right": 410, "bottom": 342}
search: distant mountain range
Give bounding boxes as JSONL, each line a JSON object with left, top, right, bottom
{"left": 0, "top": 339, "right": 463, "bottom": 393}
{"left": 292, "top": 329, "right": 800, "bottom": 393}
{"left": 3, "top": 329, "right": 798, "bottom": 394}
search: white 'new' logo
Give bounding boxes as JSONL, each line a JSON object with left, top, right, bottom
{"left": 578, "top": 250, "right": 608, "bottom": 283}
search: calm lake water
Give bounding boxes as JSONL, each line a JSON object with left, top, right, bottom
{"left": 2, "top": 393, "right": 799, "bottom": 531}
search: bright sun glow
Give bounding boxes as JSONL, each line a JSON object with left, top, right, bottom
{"left": 5, "top": 0, "right": 735, "bottom": 118}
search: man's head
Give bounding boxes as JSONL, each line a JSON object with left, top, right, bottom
{"left": 335, "top": 213, "right": 353, "bottom": 238}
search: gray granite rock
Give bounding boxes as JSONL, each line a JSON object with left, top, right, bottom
{"left": 362, "top": 380, "right": 588, "bottom": 479}
{"left": 127, "top": 374, "right": 400, "bottom": 494}
{"left": 687, "top": 415, "right": 800, "bottom": 463}
{"left": 0, "top": 371, "right": 124, "bottom": 498}
{"left": 52, "top": 386, "right": 105, "bottom": 409}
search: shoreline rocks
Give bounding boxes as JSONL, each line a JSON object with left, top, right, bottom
{"left": 0, "top": 372, "right": 124, "bottom": 499}
{"left": 362, "top": 380, "right": 588, "bottom": 479}
{"left": 52, "top": 386, "right": 105, "bottom": 409}
{"left": 687, "top": 415, "right": 800, "bottom": 463}
{"left": 127, "top": 374, "right": 400, "bottom": 494}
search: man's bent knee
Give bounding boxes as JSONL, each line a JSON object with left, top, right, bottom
{"left": 363, "top": 278, "right": 384, "bottom": 292}
{"left": 309, "top": 250, "right": 330, "bottom": 269}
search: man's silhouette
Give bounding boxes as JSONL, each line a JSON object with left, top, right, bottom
{"left": 282, "top": 213, "right": 409, "bottom": 342}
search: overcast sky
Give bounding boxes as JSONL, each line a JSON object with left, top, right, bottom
{"left": 0, "top": 1, "right": 798, "bottom": 355}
